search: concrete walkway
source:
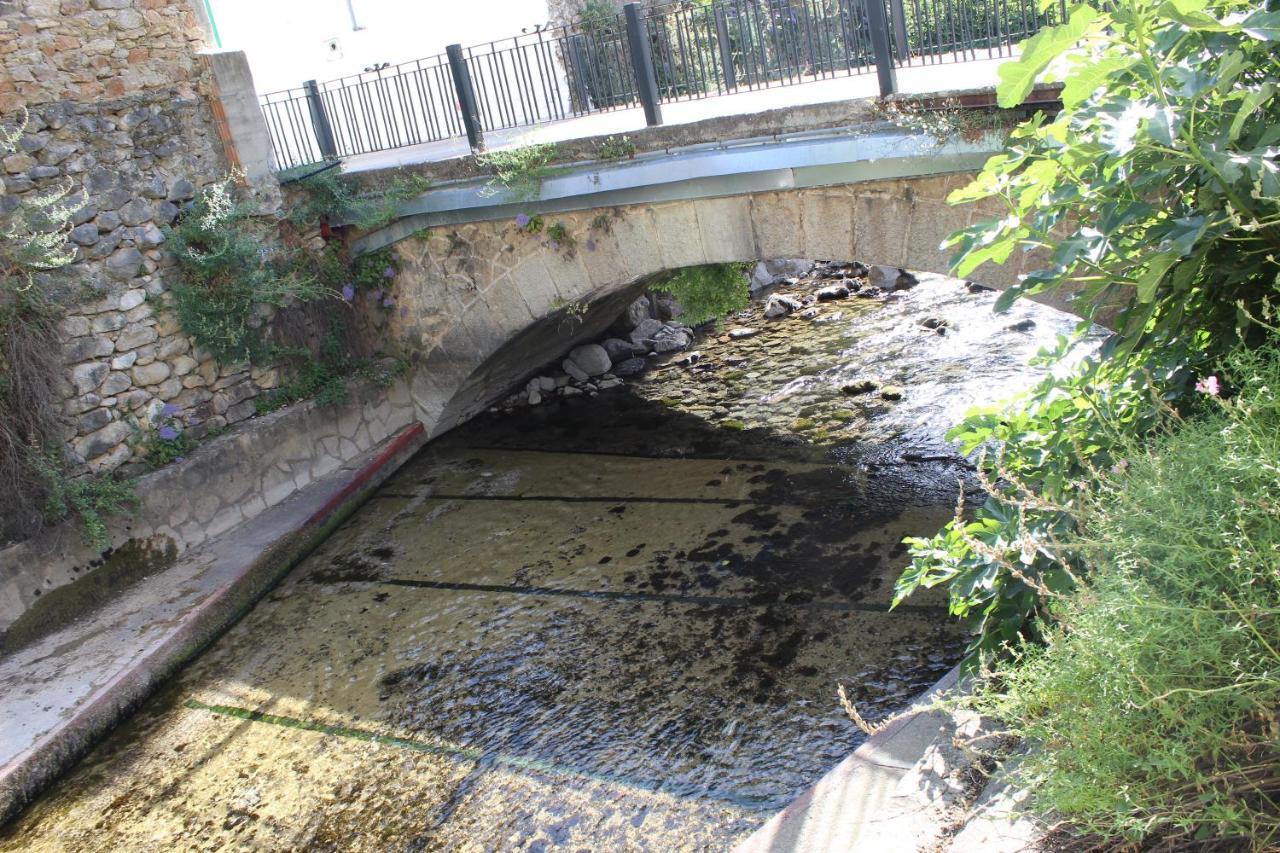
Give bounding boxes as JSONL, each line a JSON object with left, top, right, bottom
{"left": 0, "top": 423, "right": 426, "bottom": 823}
{"left": 343, "top": 56, "right": 1011, "bottom": 172}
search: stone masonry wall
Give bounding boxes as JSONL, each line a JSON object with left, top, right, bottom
{"left": 1, "top": 0, "right": 281, "bottom": 474}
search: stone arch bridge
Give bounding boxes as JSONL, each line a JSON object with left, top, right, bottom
{"left": 355, "top": 127, "right": 1063, "bottom": 440}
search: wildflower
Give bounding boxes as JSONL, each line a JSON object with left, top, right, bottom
{"left": 515, "top": 213, "right": 531, "bottom": 228}
{"left": 585, "top": 238, "right": 597, "bottom": 252}
{"left": 400, "top": 306, "right": 409, "bottom": 318}
{"left": 157, "top": 425, "right": 178, "bottom": 441}
{"left": 173, "top": 456, "right": 186, "bottom": 464}
{"left": 382, "top": 296, "right": 395, "bottom": 308}
{"left": 1195, "top": 375, "right": 1221, "bottom": 396}
{"left": 161, "top": 403, "right": 180, "bottom": 417}
{"left": 548, "top": 240, "right": 559, "bottom": 250}
{"left": 1111, "top": 459, "right": 1129, "bottom": 474}
{"left": 371, "top": 289, "right": 383, "bottom": 301}
{"left": 383, "top": 266, "right": 395, "bottom": 279}
{"left": 341, "top": 284, "right": 355, "bottom": 302}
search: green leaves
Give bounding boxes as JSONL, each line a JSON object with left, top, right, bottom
{"left": 1241, "top": 9, "right": 1280, "bottom": 40}
{"left": 997, "top": 4, "right": 1103, "bottom": 108}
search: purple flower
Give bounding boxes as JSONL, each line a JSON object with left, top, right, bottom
{"left": 173, "top": 456, "right": 186, "bottom": 464}
{"left": 372, "top": 289, "right": 383, "bottom": 301}
{"left": 548, "top": 240, "right": 559, "bottom": 250}
{"left": 400, "top": 306, "right": 410, "bottom": 318}
{"left": 157, "top": 425, "right": 178, "bottom": 441}
{"left": 1195, "top": 375, "right": 1221, "bottom": 396}
{"left": 515, "top": 213, "right": 531, "bottom": 228}
{"left": 585, "top": 238, "right": 597, "bottom": 252}
{"left": 382, "top": 296, "right": 395, "bottom": 308}
{"left": 383, "top": 266, "right": 395, "bottom": 279}
{"left": 341, "top": 284, "right": 355, "bottom": 302}
{"left": 161, "top": 403, "right": 180, "bottom": 417}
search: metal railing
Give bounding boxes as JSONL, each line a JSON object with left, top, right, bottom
{"left": 260, "top": 0, "right": 1066, "bottom": 170}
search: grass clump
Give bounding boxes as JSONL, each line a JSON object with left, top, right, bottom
{"left": 477, "top": 143, "right": 559, "bottom": 200}
{"left": 970, "top": 346, "right": 1280, "bottom": 848}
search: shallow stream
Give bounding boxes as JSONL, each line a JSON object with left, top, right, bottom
{"left": 0, "top": 266, "right": 1093, "bottom": 851}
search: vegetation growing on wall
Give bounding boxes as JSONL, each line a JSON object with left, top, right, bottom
{"left": 654, "top": 262, "right": 751, "bottom": 326}
{"left": 0, "top": 110, "right": 137, "bottom": 547}
{"left": 477, "top": 143, "right": 559, "bottom": 200}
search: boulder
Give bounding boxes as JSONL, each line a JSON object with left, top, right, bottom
{"left": 567, "top": 343, "right": 612, "bottom": 376}
{"left": 611, "top": 357, "right": 646, "bottom": 377}
{"left": 815, "top": 284, "right": 850, "bottom": 301}
{"left": 562, "top": 358, "right": 589, "bottom": 382}
{"left": 617, "top": 295, "right": 650, "bottom": 331}
{"left": 749, "top": 258, "right": 814, "bottom": 292}
{"left": 601, "top": 337, "right": 637, "bottom": 363}
{"left": 652, "top": 292, "right": 683, "bottom": 321}
{"left": 651, "top": 325, "right": 691, "bottom": 353}
{"left": 629, "top": 317, "right": 665, "bottom": 346}
{"left": 763, "top": 293, "right": 803, "bottom": 319}
{"left": 868, "top": 265, "right": 918, "bottom": 291}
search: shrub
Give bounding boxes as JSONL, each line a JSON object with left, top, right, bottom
{"left": 895, "top": 0, "right": 1280, "bottom": 659}
{"left": 165, "top": 178, "right": 326, "bottom": 365}
{"left": 969, "top": 345, "right": 1280, "bottom": 848}
{"left": 0, "top": 109, "right": 135, "bottom": 546}
{"left": 285, "top": 165, "right": 430, "bottom": 232}
{"left": 655, "top": 262, "right": 751, "bottom": 326}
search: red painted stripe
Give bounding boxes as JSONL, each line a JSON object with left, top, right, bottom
{"left": 306, "top": 421, "right": 425, "bottom": 527}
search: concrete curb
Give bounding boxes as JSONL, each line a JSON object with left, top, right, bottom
{"left": 0, "top": 422, "right": 427, "bottom": 825}
{"left": 736, "top": 664, "right": 964, "bottom": 852}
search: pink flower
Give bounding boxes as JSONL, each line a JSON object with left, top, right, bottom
{"left": 1195, "top": 375, "right": 1221, "bottom": 396}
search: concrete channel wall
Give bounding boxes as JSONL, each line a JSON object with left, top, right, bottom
{"left": 0, "top": 376, "right": 416, "bottom": 642}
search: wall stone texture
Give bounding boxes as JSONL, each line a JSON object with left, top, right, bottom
{"left": 2, "top": 0, "right": 284, "bottom": 474}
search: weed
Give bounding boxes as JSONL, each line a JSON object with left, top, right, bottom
{"left": 477, "top": 143, "right": 558, "bottom": 200}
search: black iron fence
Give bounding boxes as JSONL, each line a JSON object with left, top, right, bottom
{"left": 260, "top": 0, "right": 1067, "bottom": 170}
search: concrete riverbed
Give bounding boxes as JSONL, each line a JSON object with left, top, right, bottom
{"left": 0, "top": 266, "right": 1094, "bottom": 850}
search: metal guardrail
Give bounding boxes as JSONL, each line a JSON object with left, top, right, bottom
{"left": 259, "top": 0, "right": 1066, "bottom": 170}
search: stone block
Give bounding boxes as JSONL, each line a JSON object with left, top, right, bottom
{"left": 131, "top": 360, "right": 170, "bottom": 386}
{"left": 800, "top": 189, "right": 855, "bottom": 261}
{"left": 694, "top": 196, "right": 754, "bottom": 264}
{"left": 115, "top": 323, "right": 158, "bottom": 351}
{"left": 70, "top": 360, "right": 108, "bottom": 394}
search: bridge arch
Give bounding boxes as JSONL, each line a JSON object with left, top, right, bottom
{"left": 383, "top": 175, "right": 1056, "bottom": 437}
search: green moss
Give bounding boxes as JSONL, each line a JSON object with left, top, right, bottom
{"left": 718, "top": 419, "right": 746, "bottom": 431}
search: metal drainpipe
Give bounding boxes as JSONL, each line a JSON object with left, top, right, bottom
{"left": 201, "top": 0, "right": 222, "bottom": 48}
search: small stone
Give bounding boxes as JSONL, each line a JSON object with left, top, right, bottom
{"left": 3, "top": 152, "right": 35, "bottom": 173}
{"left": 104, "top": 247, "right": 143, "bottom": 281}
{"left": 140, "top": 176, "right": 167, "bottom": 198}
{"left": 118, "top": 198, "right": 152, "bottom": 227}
{"left": 118, "top": 289, "right": 146, "bottom": 311}
{"left": 132, "top": 361, "right": 171, "bottom": 386}
{"left": 172, "top": 355, "right": 197, "bottom": 376}
{"left": 60, "top": 316, "right": 91, "bottom": 338}
{"left": 527, "top": 389, "right": 542, "bottom": 406}
{"left": 73, "top": 419, "right": 132, "bottom": 462}
{"left": 111, "top": 351, "right": 137, "bottom": 370}
{"left": 115, "top": 323, "right": 158, "bottom": 351}
{"left": 167, "top": 178, "right": 195, "bottom": 201}
{"left": 727, "top": 327, "right": 759, "bottom": 339}
{"left": 1005, "top": 319, "right": 1036, "bottom": 332}
{"left": 815, "top": 284, "right": 850, "bottom": 301}
{"left": 100, "top": 371, "right": 132, "bottom": 396}
{"left": 154, "top": 200, "right": 180, "bottom": 223}
{"left": 879, "top": 385, "right": 904, "bottom": 401}
{"left": 91, "top": 312, "right": 126, "bottom": 333}
{"left": 69, "top": 223, "right": 99, "bottom": 245}
{"left": 96, "top": 210, "right": 122, "bottom": 231}
{"left": 70, "top": 361, "right": 109, "bottom": 395}
{"left": 841, "top": 379, "right": 879, "bottom": 395}
{"left": 562, "top": 359, "right": 589, "bottom": 382}
{"left": 76, "top": 408, "right": 113, "bottom": 435}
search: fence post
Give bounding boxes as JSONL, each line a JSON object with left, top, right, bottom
{"left": 446, "top": 43, "right": 485, "bottom": 153}
{"left": 623, "top": 2, "right": 663, "bottom": 126}
{"left": 303, "top": 79, "right": 338, "bottom": 160}
{"left": 864, "top": 0, "right": 898, "bottom": 97}
{"left": 713, "top": 6, "right": 737, "bottom": 91}
{"left": 889, "top": 0, "right": 909, "bottom": 61}
{"left": 566, "top": 33, "right": 593, "bottom": 111}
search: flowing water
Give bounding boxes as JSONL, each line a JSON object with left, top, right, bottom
{"left": 0, "top": 267, "right": 1096, "bottom": 851}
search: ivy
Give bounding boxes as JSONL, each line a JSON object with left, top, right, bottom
{"left": 655, "top": 263, "right": 752, "bottom": 326}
